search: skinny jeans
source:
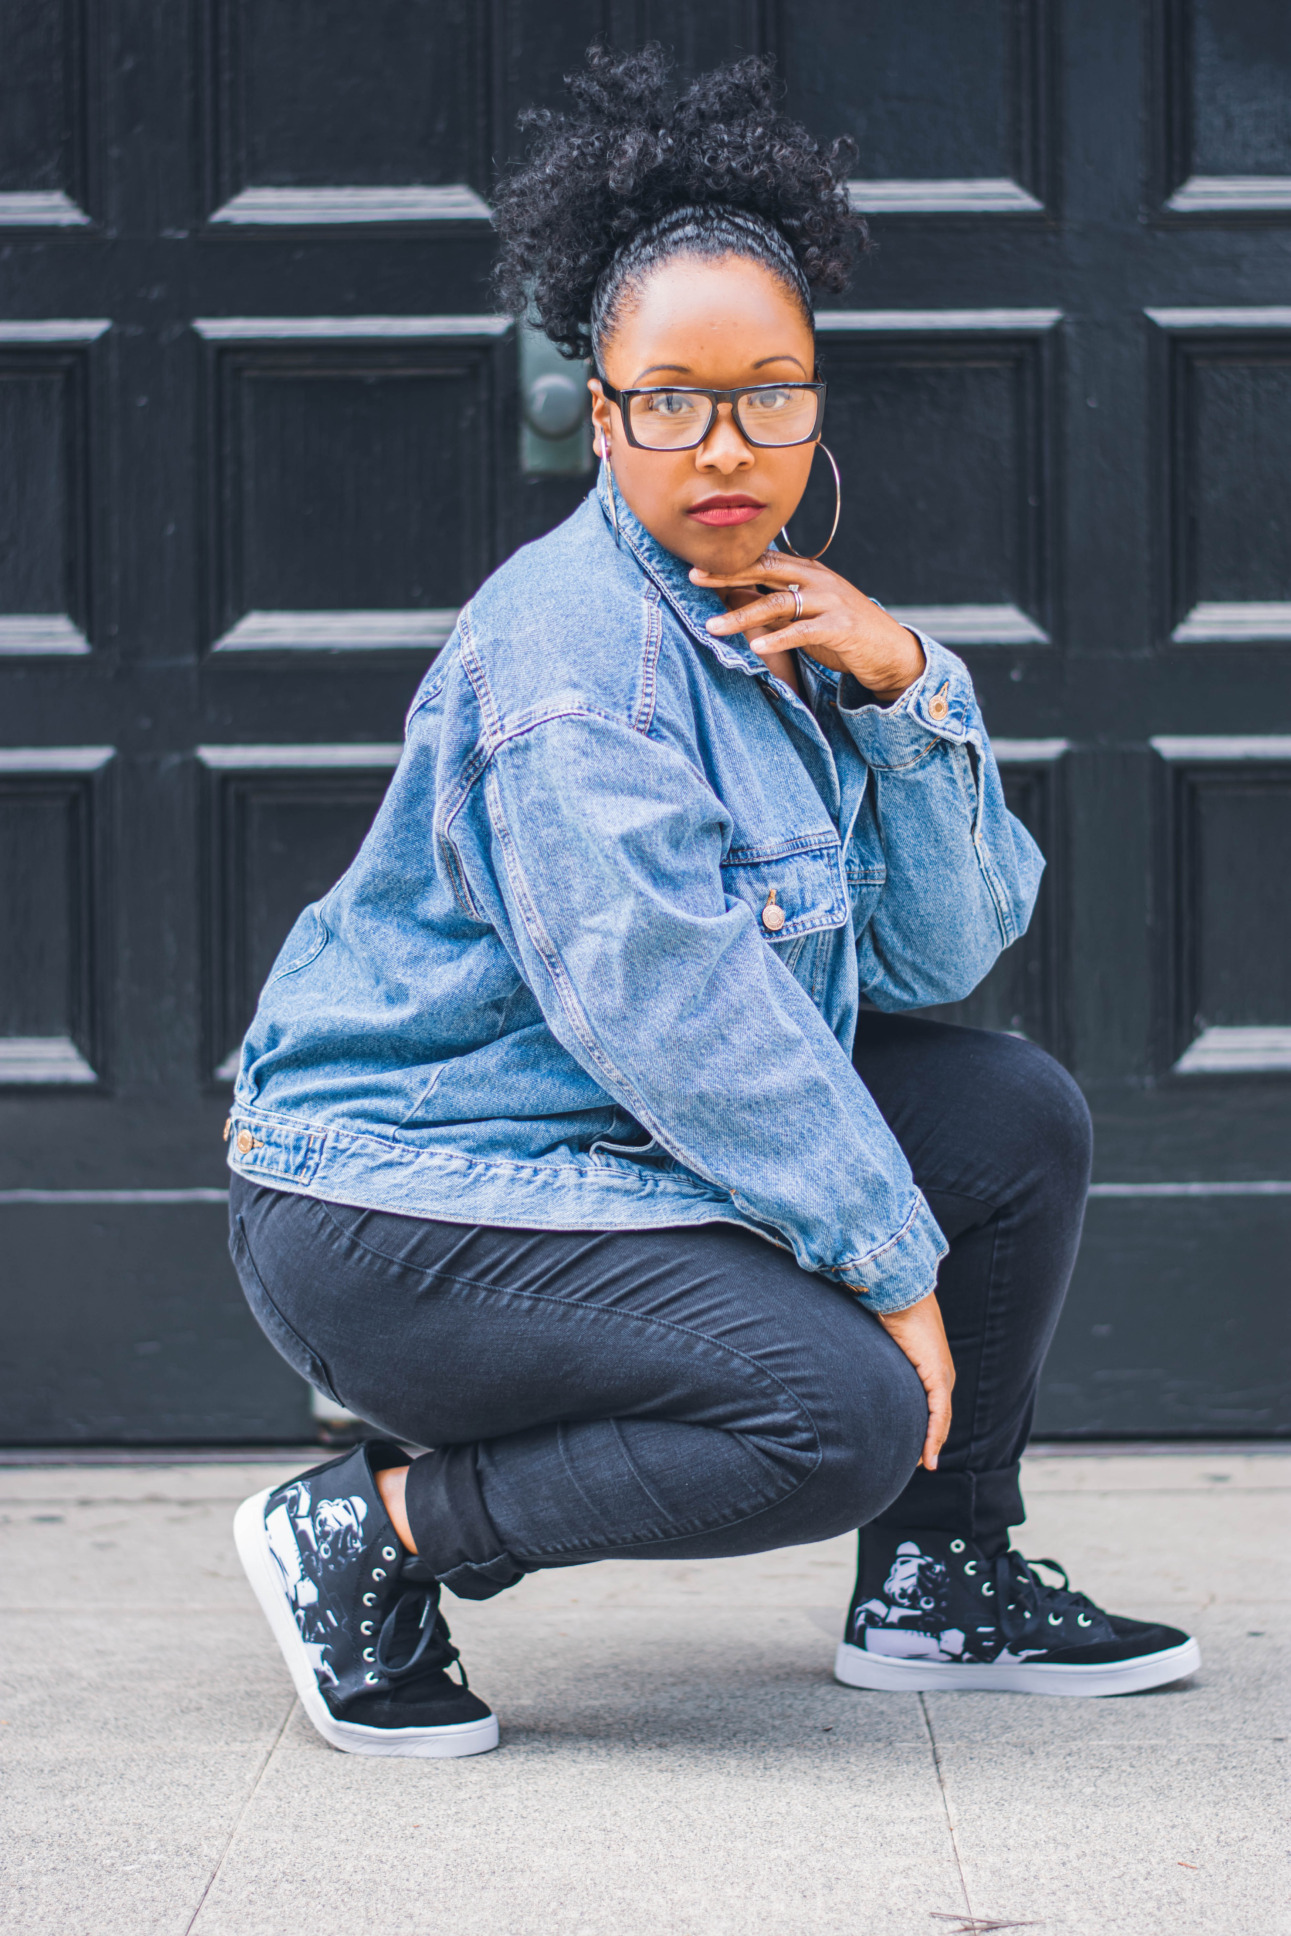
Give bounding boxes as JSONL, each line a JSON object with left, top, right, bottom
{"left": 229, "top": 1016, "right": 1092, "bottom": 1601}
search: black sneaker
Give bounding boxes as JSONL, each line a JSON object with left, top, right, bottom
{"left": 234, "top": 1440, "right": 498, "bottom": 1756}
{"left": 835, "top": 1527, "right": 1200, "bottom": 1697}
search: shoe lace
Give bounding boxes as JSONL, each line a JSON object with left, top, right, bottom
{"left": 373, "top": 1588, "right": 469, "bottom": 1686}
{"left": 992, "top": 1551, "right": 1100, "bottom": 1647}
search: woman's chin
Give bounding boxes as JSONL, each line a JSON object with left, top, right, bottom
{"left": 664, "top": 518, "right": 779, "bottom": 574}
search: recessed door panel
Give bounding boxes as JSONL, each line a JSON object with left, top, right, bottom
{"left": 0, "top": 341, "right": 96, "bottom": 654}
{"left": 0, "top": 0, "right": 88, "bottom": 219}
{"left": 781, "top": 0, "right": 1048, "bottom": 202}
{"left": 0, "top": 755, "right": 106, "bottom": 1086}
{"left": 209, "top": 0, "right": 486, "bottom": 204}
{"left": 1156, "top": 742, "right": 1291, "bottom": 1072}
{"left": 201, "top": 328, "right": 502, "bottom": 654}
{"left": 202, "top": 752, "right": 396, "bottom": 1078}
{"left": 1165, "top": 330, "right": 1291, "bottom": 641}
{"left": 807, "top": 323, "right": 1053, "bottom": 643}
{"left": 1180, "top": 0, "right": 1291, "bottom": 177}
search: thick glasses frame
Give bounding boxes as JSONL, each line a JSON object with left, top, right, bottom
{"left": 600, "top": 380, "right": 827, "bottom": 450}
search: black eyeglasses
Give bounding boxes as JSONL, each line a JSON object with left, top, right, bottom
{"left": 600, "top": 381, "right": 826, "bottom": 451}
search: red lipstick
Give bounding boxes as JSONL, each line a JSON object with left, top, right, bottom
{"left": 687, "top": 493, "right": 766, "bottom": 527}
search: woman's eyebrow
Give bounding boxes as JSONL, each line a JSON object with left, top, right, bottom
{"left": 628, "top": 353, "right": 809, "bottom": 383}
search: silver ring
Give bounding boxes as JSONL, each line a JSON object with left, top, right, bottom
{"left": 787, "top": 582, "right": 803, "bottom": 622}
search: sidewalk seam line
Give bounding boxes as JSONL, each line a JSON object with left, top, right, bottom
{"left": 920, "top": 1690, "right": 975, "bottom": 1922}
{"left": 182, "top": 1694, "right": 297, "bottom": 1934}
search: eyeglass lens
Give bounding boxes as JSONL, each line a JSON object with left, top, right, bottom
{"left": 629, "top": 387, "right": 818, "bottom": 449}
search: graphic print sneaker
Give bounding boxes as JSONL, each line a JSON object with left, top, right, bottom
{"left": 834, "top": 1526, "right": 1200, "bottom": 1697}
{"left": 234, "top": 1439, "right": 498, "bottom": 1756}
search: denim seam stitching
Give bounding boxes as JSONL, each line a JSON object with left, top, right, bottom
{"left": 632, "top": 587, "right": 662, "bottom": 736}
{"left": 457, "top": 609, "right": 503, "bottom": 749}
{"left": 230, "top": 1105, "right": 722, "bottom": 1197}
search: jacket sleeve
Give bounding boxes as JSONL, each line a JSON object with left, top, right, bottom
{"left": 452, "top": 709, "right": 947, "bottom": 1314}
{"left": 836, "top": 633, "right": 1045, "bottom": 1009}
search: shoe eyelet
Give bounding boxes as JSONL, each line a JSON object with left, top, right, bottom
{"left": 360, "top": 1621, "right": 373, "bottom": 1636}
{"left": 1078, "top": 1614, "right": 1092, "bottom": 1627}
{"left": 982, "top": 1582, "right": 993, "bottom": 1595}
{"left": 363, "top": 1648, "right": 375, "bottom": 1661}
{"left": 362, "top": 1593, "right": 376, "bottom": 1607}
{"left": 949, "top": 1539, "right": 965, "bottom": 1554}
{"left": 963, "top": 1560, "right": 977, "bottom": 1576}
{"left": 372, "top": 1567, "right": 386, "bottom": 1581}
{"left": 1048, "top": 1613, "right": 1063, "bottom": 1626}
{"left": 365, "top": 1671, "right": 380, "bottom": 1684}
{"left": 382, "top": 1546, "right": 397, "bottom": 1561}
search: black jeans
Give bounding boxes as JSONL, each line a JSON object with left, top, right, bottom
{"left": 229, "top": 1016, "right": 1091, "bottom": 1601}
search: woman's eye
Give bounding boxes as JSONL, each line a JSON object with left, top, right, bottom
{"left": 650, "top": 392, "right": 697, "bottom": 417}
{"left": 748, "top": 389, "right": 790, "bottom": 411}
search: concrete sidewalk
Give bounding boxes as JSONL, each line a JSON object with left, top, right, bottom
{"left": 0, "top": 1447, "right": 1285, "bottom": 1936}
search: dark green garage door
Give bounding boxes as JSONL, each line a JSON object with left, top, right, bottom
{"left": 1, "top": 1, "right": 1288, "bottom": 1441}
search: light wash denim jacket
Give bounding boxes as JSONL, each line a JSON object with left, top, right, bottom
{"left": 227, "top": 473, "right": 1043, "bottom": 1313}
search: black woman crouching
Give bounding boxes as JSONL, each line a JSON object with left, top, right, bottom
{"left": 225, "top": 50, "right": 1198, "bottom": 1757}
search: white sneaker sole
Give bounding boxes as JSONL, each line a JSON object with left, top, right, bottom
{"left": 234, "top": 1487, "right": 499, "bottom": 1757}
{"left": 834, "top": 1634, "right": 1200, "bottom": 1697}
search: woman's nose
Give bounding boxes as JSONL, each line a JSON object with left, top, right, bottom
{"left": 695, "top": 404, "right": 754, "bottom": 471}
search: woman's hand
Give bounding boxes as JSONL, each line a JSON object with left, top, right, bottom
{"left": 691, "top": 551, "right": 926, "bottom": 705}
{"left": 876, "top": 1290, "right": 954, "bottom": 1471}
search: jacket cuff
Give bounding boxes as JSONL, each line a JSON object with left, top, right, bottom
{"left": 835, "top": 632, "right": 978, "bottom": 767}
{"left": 830, "top": 1191, "right": 949, "bottom": 1314}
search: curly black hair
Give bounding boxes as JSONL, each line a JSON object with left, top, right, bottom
{"left": 492, "top": 45, "right": 869, "bottom": 365}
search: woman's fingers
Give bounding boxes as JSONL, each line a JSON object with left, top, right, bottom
{"left": 744, "top": 620, "right": 840, "bottom": 660}
{"left": 875, "top": 1291, "right": 955, "bottom": 1473}
{"left": 706, "top": 588, "right": 809, "bottom": 635}
{"left": 922, "top": 1362, "right": 954, "bottom": 1471}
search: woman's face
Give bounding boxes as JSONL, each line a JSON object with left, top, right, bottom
{"left": 588, "top": 255, "right": 818, "bottom": 572}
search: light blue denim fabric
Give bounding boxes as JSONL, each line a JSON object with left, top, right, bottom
{"left": 227, "top": 470, "right": 1043, "bottom": 1313}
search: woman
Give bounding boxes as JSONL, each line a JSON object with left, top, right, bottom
{"left": 226, "top": 51, "right": 1198, "bottom": 1758}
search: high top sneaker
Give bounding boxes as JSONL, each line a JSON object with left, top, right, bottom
{"left": 835, "top": 1526, "right": 1200, "bottom": 1697}
{"left": 234, "top": 1440, "right": 498, "bottom": 1756}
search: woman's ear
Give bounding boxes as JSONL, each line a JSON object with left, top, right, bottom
{"left": 588, "top": 377, "right": 612, "bottom": 458}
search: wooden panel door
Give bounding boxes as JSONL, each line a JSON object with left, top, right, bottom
{"left": 1, "top": 1, "right": 1287, "bottom": 1442}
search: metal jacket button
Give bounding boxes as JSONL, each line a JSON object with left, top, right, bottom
{"left": 761, "top": 889, "right": 786, "bottom": 933}
{"left": 929, "top": 683, "right": 950, "bottom": 722}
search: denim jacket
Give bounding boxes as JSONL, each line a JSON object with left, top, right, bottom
{"left": 227, "top": 473, "right": 1043, "bottom": 1313}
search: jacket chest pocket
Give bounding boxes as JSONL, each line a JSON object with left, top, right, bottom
{"left": 720, "top": 837, "right": 849, "bottom": 949}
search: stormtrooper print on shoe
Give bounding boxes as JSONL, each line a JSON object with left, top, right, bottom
{"left": 834, "top": 1526, "right": 1200, "bottom": 1696}
{"left": 234, "top": 1439, "right": 498, "bottom": 1756}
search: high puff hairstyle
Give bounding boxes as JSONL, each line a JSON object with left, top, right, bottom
{"left": 492, "top": 45, "right": 869, "bottom": 368}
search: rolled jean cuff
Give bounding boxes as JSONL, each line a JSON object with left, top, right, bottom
{"left": 404, "top": 1446, "right": 526, "bottom": 1601}
{"left": 871, "top": 1462, "right": 1026, "bottom": 1550}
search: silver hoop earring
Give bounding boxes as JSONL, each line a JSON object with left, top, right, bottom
{"left": 778, "top": 442, "right": 841, "bottom": 561}
{"left": 600, "top": 437, "right": 621, "bottom": 546}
